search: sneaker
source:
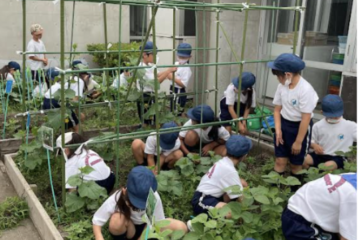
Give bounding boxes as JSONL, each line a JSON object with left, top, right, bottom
{"left": 186, "top": 220, "right": 194, "bottom": 232}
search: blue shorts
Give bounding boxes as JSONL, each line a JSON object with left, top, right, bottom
{"left": 282, "top": 207, "right": 339, "bottom": 240}
{"left": 219, "top": 98, "right": 246, "bottom": 127}
{"left": 43, "top": 98, "right": 79, "bottom": 129}
{"left": 274, "top": 116, "right": 313, "bottom": 165}
{"left": 191, "top": 191, "right": 222, "bottom": 216}
{"left": 95, "top": 172, "right": 115, "bottom": 195}
{"left": 309, "top": 152, "right": 346, "bottom": 169}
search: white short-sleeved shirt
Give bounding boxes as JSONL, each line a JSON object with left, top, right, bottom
{"left": 44, "top": 76, "right": 84, "bottom": 99}
{"left": 170, "top": 62, "right": 192, "bottom": 89}
{"left": 136, "top": 62, "right": 156, "bottom": 93}
{"left": 92, "top": 190, "right": 165, "bottom": 226}
{"left": 312, "top": 118, "right": 357, "bottom": 156}
{"left": 272, "top": 77, "right": 319, "bottom": 121}
{"left": 65, "top": 149, "right": 111, "bottom": 189}
{"left": 222, "top": 84, "right": 256, "bottom": 108}
{"left": 6, "top": 73, "right": 15, "bottom": 83}
{"left": 197, "top": 157, "right": 243, "bottom": 199}
{"left": 145, "top": 133, "right": 181, "bottom": 157}
{"left": 111, "top": 73, "right": 129, "bottom": 88}
{"left": 26, "top": 39, "right": 46, "bottom": 70}
{"left": 179, "top": 120, "right": 230, "bottom": 144}
{"left": 288, "top": 174, "right": 357, "bottom": 239}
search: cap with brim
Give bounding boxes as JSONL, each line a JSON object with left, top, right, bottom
{"left": 8, "top": 61, "right": 21, "bottom": 71}
{"left": 159, "top": 122, "right": 179, "bottom": 150}
{"left": 187, "top": 105, "right": 214, "bottom": 123}
{"left": 267, "top": 53, "right": 305, "bottom": 73}
{"left": 226, "top": 135, "right": 252, "bottom": 158}
{"left": 55, "top": 132, "right": 74, "bottom": 156}
{"left": 126, "top": 166, "right": 158, "bottom": 210}
{"left": 321, "top": 94, "right": 344, "bottom": 118}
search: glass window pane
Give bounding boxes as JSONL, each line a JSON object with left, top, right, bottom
{"left": 303, "top": 0, "right": 353, "bottom": 62}
{"left": 130, "top": 6, "right": 147, "bottom": 37}
{"left": 183, "top": 0, "right": 196, "bottom": 36}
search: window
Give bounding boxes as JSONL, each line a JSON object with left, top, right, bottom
{"left": 183, "top": 0, "right": 196, "bottom": 36}
{"left": 130, "top": 6, "right": 147, "bottom": 37}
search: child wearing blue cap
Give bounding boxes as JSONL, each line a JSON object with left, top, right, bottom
{"left": 137, "top": 41, "right": 177, "bottom": 126}
{"left": 179, "top": 105, "right": 230, "bottom": 156}
{"left": 131, "top": 121, "right": 183, "bottom": 173}
{"left": 72, "top": 61, "right": 102, "bottom": 99}
{"left": 167, "top": 43, "right": 193, "bottom": 116}
{"left": 282, "top": 173, "right": 357, "bottom": 240}
{"left": 189, "top": 135, "right": 251, "bottom": 219}
{"left": 92, "top": 166, "right": 188, "bottom": 240}
{"left": 303, "top": 95, "right": 357, "bottom": 171}
{"left": 268, "top": 53, "right": 319, "bottom": 186}
{"left": 43, "top": 67, "right": 85, "bottom": 133}
{"left": 220, "top": 72, "right": 256, "bottom": 134}
{"left": 56, "top": 132, "right": 115, "bottom": 194}
{"left": 0, "top": 61, "right": 21, "bottom": 82}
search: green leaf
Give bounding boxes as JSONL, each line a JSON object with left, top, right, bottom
{"left": 127, "top": 89, "right": 141, "bottom": 102}
{"left": 65, "top": 193, "right": 85, "bottom": 213}
{"left": 159, "top": 229, "right": 173, "bottom": 237}
{"left": 67, "top": 174, "right": 82, "bottom": 187}
{"left": 86, "top": 199, "right": 100, "bottom": 210}
{"left": 171, "top": 230, "right": 186, "bottom": 240}
{"left": 223, "top": 185, "right": 242, "bottom": 195}
{"left": 78, "top": 181, "right": 107, "bottom": 200}
{"left": 183, "top": 232, "right": 202, "bottom": 240}
{"left": 192, "top": 213, "right": 208, "bottom": 224}
{"left": 273, "top": 197, "right": 284, "bottom": 205}
{"left": 285, "top": 176, "right": 301, "bottom": 186}
{"left": 155, "top": 219, "right": 171, "bottom": 228}
{"left": 227, "top": 202, "right": 242, "bottom": 219}
{"left": 24, "top": 155, "right": 43, "bottom": 170}
{"left": 20, "top": 140, "right": 42, "bottom": 152}
{"left": 79, "top": 166, "right": 95, "bottom": 175}
{"left": 241, "top": 211, "right": 253, "bottom": 223}
{"left": 250, "top": 186, "right": 269, "bottom": 196}
{"left": 64, "top": 89, "right": 76, "bottom": 99}
{"left": 253, "top": 195, "right": 270, "bottom": 204}
{"left": 204, "top": 220, "right": 217, "bottom": 229}
{"left": 192, "top": 222, "right": 204, "bottom": 234}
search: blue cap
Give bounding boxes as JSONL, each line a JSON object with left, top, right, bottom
{"left": 177, "top": 43, "right": 192, "bottom": 57}
{"left": 226, "top": 135, "right": 252, "bottom": 158}
{"left": 322, "top": 94, "right": 344, "bottom": 118}
{"left": 342, "top": 173, "right": 357, "bottom": 190}
{"left": 126, "top": 166, "right": 158, "bottom": 210}
{"left": 140, "top": 41, "right": 157, "bottom": 53}
{"left": 47, "top": 68, "right": 60, "bottom": 81}
{"left": 187, "top": 105, "right": 214, "bottom": 123}
{"left": 267, "top": 53, "right": 305, "bottom": 73}
{"left": 160, "top": 122, "right": 179, "bottom": 150}
{"left": 232, "top": 72, "right": 256, "bottom": 90}
{"left": 8, "top": 61, "right": 21, "bottom": 71}
{"left": 72, "top": 60, "right": 82, "bottom": 68}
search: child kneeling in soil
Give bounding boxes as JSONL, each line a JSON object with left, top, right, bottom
{"left": 56, "top": 132, "right": 115, "bottom": 194}
{"left": 92, "top": 166, "right": 188, "bottom": 240}
{"left": 131, "top": 121, "right": 183, "bottom": 174}
{"left": 179, "top": 105, "right": 230, "bottom": 157}
{"left": 282, "top": 173, "right": 356, "bottom": 240}
{"left": 303, "top": 94, "right": 357, "bottom": 171}
{"left": 190, "top": 135, "right": 251, "bottom": 217}
{"left": 219, "top": 72, "right": 256, "bottom": 135}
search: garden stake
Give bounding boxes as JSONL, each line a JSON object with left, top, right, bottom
{"left": 235, "top": 0, "right": 249, "bottom": 134}
{"left": 60, "top": 0, "right": 66, "bottom": 206}
{"left": 214, "top": 3, "right": 220, "bottom": 116}
{"left": 21, "top": 0, "right": 27, "bottom": 130}
{"left": 46, "top": 148, "right": 61, "bottom": 223}
{"left": 2, "top": 81, "right": 13, "bottom": 139}
{"left": 24, "top": 114, "right": 31, "bottom": 163}
{"left": 0, "top": 76, "right": 5, "bottom": 113}
{"left": 103, "top": 2, "right": 111, "bottom": 101}
{"left": 69, "top": 0, "right": 76, "bottom": 65}
{"left": 171, "top": 7, "right": 176, "bottom": 113}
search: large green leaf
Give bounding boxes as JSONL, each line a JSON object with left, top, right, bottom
{"left": 285, "top": 176, "right": 301, "bottom": 186}
{"left": 172, "top": 230, "right": 186, "bottom": 240}
{"left": 24, "top": 154, "right": 43, "bottom": 170}
{"left": 127, "top": 89, "right": 141, "bottom": 102}
{"left": 183, "top": 232, "right": 202, "bottom": 240}
{"left": 79, "top": 166, "right": 95, "bottom": 175}
{"left": 192, "top": 214, "right": 208, "bottom": 224}
{"left": 67, "top": 174, "right": 82, "bottom": 187}
{"left": 20, "top": 140, "right": 42, "bottom": 152}
{"left": 227, "top": 202, "right": 242, "bottom": 219}
{"left": 240, "top": 211, "right": 253, "bottom": 223}
{"left": 253, "top": 195, "right": 270, "bottom": 204}
{"left": 65, "top": 193, "right": 85, "bottom": 213}
{"left": 155, "top": 220, "right": 171, "bottom": 228}
{"left": 204, "top": 220, "right": 217, "bottom": 229}
{"left": 78, "top": 181, "right": 107, "bottom": 200}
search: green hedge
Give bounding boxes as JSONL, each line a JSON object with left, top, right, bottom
{"left": 87, "top": 42, "right": 141, "bottom": 69}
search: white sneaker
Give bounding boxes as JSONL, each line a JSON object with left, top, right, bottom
{"left": 187, "top": 220, "right": 194, "bottom": 232}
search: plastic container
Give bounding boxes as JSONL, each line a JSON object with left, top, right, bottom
{"left": 328, "top": 86, "right": 340, "bottom": 95}
{"left": 247, "top": 114, "right": 261, "bottom": 130}
{"left": 332, "top": 53, "right": 345, "bottom": 65}
{"left": 330, "top": 74, "right": 342, "bottom": 81}
{"left": 329, "top": 80, "right": 341, "bottom": 87}
{"left": 338, "top": 36, "right": 348, "bottom": 44}
{"left": 339, "top": 47, "right": 346, "bottom": 54}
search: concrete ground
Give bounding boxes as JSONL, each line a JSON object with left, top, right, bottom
{"left": 0, "top": 162, "right": 41, "bottom": 240}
